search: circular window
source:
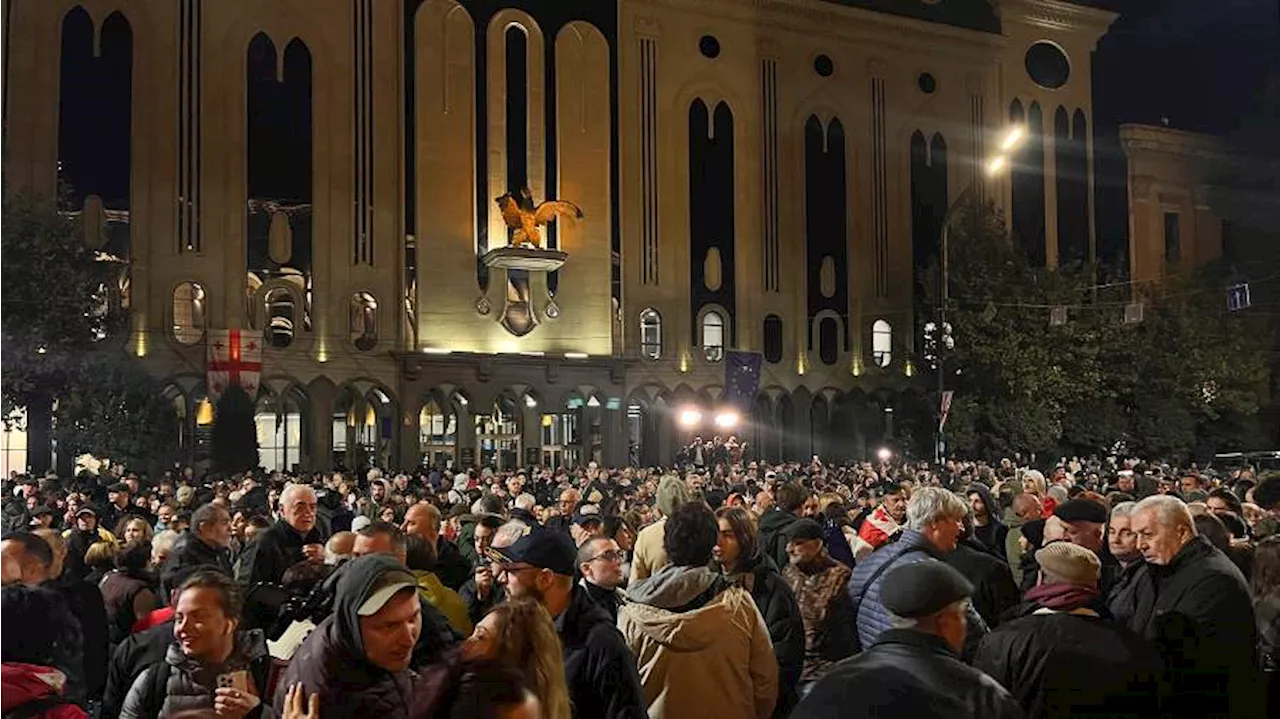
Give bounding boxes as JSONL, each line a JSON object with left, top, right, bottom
{"left": 917, "top": 72, "right": 937, "bottom": 94}
{"left": 814, "top": 54, "right": 834, "bottom": 77}
{"left": 1025, "top": 41, "right": 1070, "bottom": 89}
{"left": 698, "top": 35, "right": 721, "bottom": 59}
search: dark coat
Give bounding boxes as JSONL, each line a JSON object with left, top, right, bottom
{"left": 973, "top": 609, "right": 1164, "bottom": 718}
{"left": 47, "top": 574, "right": 109, "bottom": 700}
{"left": 458, "top": 576, "right": 505, "bottom": 625}
{"left": 729, "top": 552, "right": 805, "bottom": 718}
{"left": 161, "top": 533, "right": 233, "bottom": 600}
{"left": 968, "top": 484, "right": 1009, "bottom": 561}
{"left": 1107, "top": 559, "right": 1155, "bottom": 629}
{"left": 272, "top": 556, "right": 420, "bottom": 719}
{"left": 792, "top": 629, "right": 1025, "bottom": 719}
{"left": 1122, "top": 537, "right": 1260, "bottom": 718}
{"left": 239, "top": 520, "right": 326, "bottom": 587}
{"left": 557, "top": 583, "right": 647, "bottom": 719}
{"left": 757, "top": 509, "right": 801, "bottom": 573}
{"left": 943, "top": 539, "right": 1021, "bottom": 628}
{"left": 431, "top": 537, "right": 471, "bottom": 591}
{"left": 103, "top": 620, "right": 173, "bottom": 719}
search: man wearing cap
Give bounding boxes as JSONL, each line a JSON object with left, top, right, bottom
{"left": 569, "top": 507, "right": 604, "bottom": 548}
{"left": 26, "top": 505, "right": 56, "bottom": 530}
{"left": 492, "top": 524, "right": 647, "bottom": 718}
{"left": 62, "top": 504, "right": 116, "bottom": 580}
{"left": 795, "top": 561, "right": 1023, "bottom": 719}
{"left": 273, "top": 554, "right": 422, "bottom": 719}
{"left": 974, "top": 542, "right": 1163, "bottom": 718}
{"left": 100, "top": 482, "right": 133, "bottom": 535}
{"left": 1051, "top": 496, "right": 1121, "bottom": 594}
{"left": 781, "top": 518, "right": 855, "bottom": 693}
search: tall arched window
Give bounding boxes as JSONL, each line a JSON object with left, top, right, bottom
{"left": 763, "top": 315, "right": 783, "bottom": 364}
{"left": 173, "top": 282, "right": 206, "bottom": 345}
{"left": 701, "top": 310, "right": 725, "bottom": 362}
{"left": 639, "top": 308, "right": 662, "bottom": 359}
{"left": 264, "top": 288, "right": 295, "bottom": 348}
{"left": 818, "top": 317, "right": 839, "bottom": 365}
{"left": 872, "top": 319, "right": 892, "bottom": 367}
{"left": 350, "top": 292, "right": 378, "bottom": 351}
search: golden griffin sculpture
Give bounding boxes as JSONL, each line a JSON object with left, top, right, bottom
{"left": 495, "top": 188, "right": 583, "bottom": 249}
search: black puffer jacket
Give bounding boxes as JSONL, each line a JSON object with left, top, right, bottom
{"left": 239, "top": 520, "right": 326, "bottom": 586}
{"left": 161, "top": 533, "right": 233, "bottom": 599}
{"left": 103, "top": 620, "right": 173, "bottom": 719}
{"left": 558, "top": 583, "right": 647, "bottom": 719}
{"left": 943, "top": 539, "right": 1020, "bottom": 629}
{"left": 724, "top": 552, "right": 804, "bottom": 718}
{"left": 792, "top": 629, "right": 1025, "bottom": 719}
{"left": 272, "top": 556, "right": 420, "bottom": 719}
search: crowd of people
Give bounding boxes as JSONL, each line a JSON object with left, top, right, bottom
{"left": 2, "top": 452, "right": 1279, "bottom": 718}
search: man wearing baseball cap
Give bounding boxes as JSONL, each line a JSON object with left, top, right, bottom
{"left": 973, "top": 542, "right": 1163, "bottom": 718}
{"left": 273, "top": 554, "right": 421, "bottom": 719}
{"left": 491, "top": 525, "right": 646, "bottom": 718}
{"left": 794, "top": 561, "right": 1022, "bottom": 719}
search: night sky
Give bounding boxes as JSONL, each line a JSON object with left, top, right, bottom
{"left": 1086, "top": 0, "right": 1280, "bottom": 268}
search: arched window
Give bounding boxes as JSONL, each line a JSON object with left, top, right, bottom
{"left": 173, "top": 282, "right": 206, "bottom": 345}
{"left": 872, "top": 319, "right": 892, "bottom": 367}
{"left": 350, "top": 292, "right": 378, "bottom": 351}
{"left": 818, "top": 317, "right": 838, "bottom": 365}
{"left": 639, "top": 308, "right": 662, "bottom": 359}
{"left": 701, "top": 310, "right": 725, "bottom": 362}
{"left": 264, "top": 288, "right": 295, "bottom": 348}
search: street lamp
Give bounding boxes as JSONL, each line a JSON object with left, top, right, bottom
{"left": 934, "top": 124, "right": 1026, "bottom": 463}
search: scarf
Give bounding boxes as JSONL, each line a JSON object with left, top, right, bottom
{"left": 1025, "top": 582, "right": 1099, "bottom": 611}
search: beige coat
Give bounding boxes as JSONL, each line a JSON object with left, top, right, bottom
{"left": 619, "top": 566, "right": 778, "bottom": 719}
{"left": 629, "top": 517, "right": 668, "bottom": 584}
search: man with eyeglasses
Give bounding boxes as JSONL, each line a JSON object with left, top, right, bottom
{"left": 576, "top": 537, "right": 625, "bottom": 621}
{"left": 491, "top": 524, "right": 646, "bottom": 719}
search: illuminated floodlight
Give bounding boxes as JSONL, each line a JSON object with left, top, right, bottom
{"left": 679, "top": 408, "right": 703, "bottom": 428}
{"left": 713, "top": 411, "right": 739, "bottom": 429}
{"left": 986, "top": 156, "right": 1007, "bottom": 176}
{"left": 877, "top": 447, "right": 892, "bottom": 462}
{"left": 1001, "top": 124, "right": 1025, "bottom": 152}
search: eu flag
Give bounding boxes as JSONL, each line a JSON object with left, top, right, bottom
{"left": 724, "top": 351, "right": 762, "bottom": 410}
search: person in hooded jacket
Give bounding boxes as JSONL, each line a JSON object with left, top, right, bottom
{"left": 273, "top": 554, "right": 424, "bottom": 719}
{"left": 713, "top": 506, "right": 804, "bottom": 717}
{"left": 120, "top": 569, "right": 273, "bottom": 719}
{"left": 967, "top": 484, "right": 1009, "bottom": 561}
{"left": 757, "top": 482, "right": 809, "bottom": 571}
{"left": 1, "top": 584, "right": 88, "bottom": 719}
{"left": 620, "top": 501, "right": 779, "bottom": 719}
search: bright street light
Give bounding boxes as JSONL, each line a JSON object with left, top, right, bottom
{"left": 985, "top": 156, "right": 1006, "bottom": 176}
{"left": 877, "top": 447, "right": 892, "bottom": 462}
{"left": 713, "top": 411, "right": 739, "bottom": 429}
{"left": 679, "top": 408, "right": 703, "bottom": 428}
{"left": 1000, "top": 124, "right": 1025, "bottom": 152}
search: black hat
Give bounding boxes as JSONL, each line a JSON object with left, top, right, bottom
{"left": 571, "top": 508, "right": 602, "bottom": 527}
{"left": 783, "top": 518, "right": 824, "bottom": 542}
{"left": 490, "top": 525, "right": 576, "bottom": 576}
{"left": 1054, "top": 498, "right": 1107, "bottom": 524}
{"left": 880, "top": 561, "right": 974, "bottom": 619}
{"left": 29, "top": 505, "right": 54, "bottom": 517}
{"left": 75, "top": 505, "right": 97, "bottom": 518}
{"left": 20, "top": 476, "right": 38, "bottom": 486}
{"left": 108, "top": 482, "right": 130, "bottom": 494}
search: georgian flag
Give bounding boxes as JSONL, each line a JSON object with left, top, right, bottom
{"left": 207, "top": 329, "right": 263, "bottom": 400}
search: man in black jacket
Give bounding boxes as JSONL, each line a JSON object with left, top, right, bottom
{"left": 795, "top": 561, "right": 1023, "bottom": 719}
{"left": 162, "top": 502, "right": 234, "bottom": 600}
{"left": 493, "top": 524, "right": 647, "bottom": 719}
{"left": 967, "top": 484, "right": 1008, "bottom": 561}
{"left": 240, "top": 484, "right": 327, "bottom": 586}
{"left": 973, "top": 542, "right": 1163, "bottom": 718}
{"left": 943, "top": 514, "right": 1020, "bottom": 628}
{"left": 1126, "top": 494, "right": 1260, "bottom": 718}
{"left": 401, "top": 502, "right": 471, "bottom": 590}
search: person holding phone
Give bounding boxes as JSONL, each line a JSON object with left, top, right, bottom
{"left": 119, "top": 569, "right": 273, "bottom": 719}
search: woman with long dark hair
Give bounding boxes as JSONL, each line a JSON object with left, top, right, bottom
{"left": 712, "top": 506, "right": 804, "bottom": 717}
{"left": 1, "top": 584, "right": 88, "bottom": 718}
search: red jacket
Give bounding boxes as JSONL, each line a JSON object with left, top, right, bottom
{"left": 1, "top": 663, "right": 88, "bottom": 719}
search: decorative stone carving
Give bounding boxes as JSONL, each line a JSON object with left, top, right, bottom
{"left": 494, "top": 188, "right": 582, "bottom": 249}
{"left": 268, "top": 210, "right": 293, "bottom": 264}
{"left": 476, "top": 296, "right": 492, "bottom": 315}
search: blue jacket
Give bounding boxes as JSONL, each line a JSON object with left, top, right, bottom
{"left": 846, "top": 529, "right": 989, "bottom": 658}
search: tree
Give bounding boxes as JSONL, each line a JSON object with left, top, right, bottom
{"left": 211, "top": 386, "right": 259, "bottom": 474}
{"left": 920, "top": 197, "right": 1272, "bottom": 461}
{"left": 1, "top": 190, "right": 117, "bottom": 471}
{"left": 53, "top": 352, "right": 180, "bottom": 474}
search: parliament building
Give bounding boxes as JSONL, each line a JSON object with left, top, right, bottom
{"left": 9, "top": 0, "right": 1212, "bottom": 472}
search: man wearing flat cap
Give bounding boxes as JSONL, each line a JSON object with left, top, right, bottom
{"left": 1053, "top": 497, "right": 1122, "bottom": 595}
{"left": 781, "top": 518, "right": 856, "bottom": 693}
{"left": 974, "top": 542, "right": 1163, "bottom": 719}
{"left": 794, "top": 561, "right": 1023, "bottom": 719}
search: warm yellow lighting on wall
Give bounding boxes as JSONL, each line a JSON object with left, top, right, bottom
{"left": 195, "top": 399, "right": 214, "bottom": 426}
{"left": 679, "top": 350, "right": 691, "bottom": 373}
{"left": 904, "top": 360, "right": 915, "bottom": 377}
{"left": 541, "top": 414, "right": 553, "bottom": 427}
{"left": 317, "top": 344, "right": 328, "bottom": 363}
{"left": 365, "top": 406, "right": 376, "bottom": 427}
{"left": 135, "top": 332, "right": 147, "bottom": 357}
{"left": 797, "top": 354, "right": 808, "bottom": 376}
{"left": 851, "top": 355, "right": 863, "bottom": 377}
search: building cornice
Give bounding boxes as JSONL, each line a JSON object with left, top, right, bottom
{"left": 1119, "top": 123, "right": 1230, "bottom": 162}
{"left": 996, "top": 0, "right": 1118, "bottom": 44}
{"left": 636, "top": 0, "right": 1007, "bottom": 57}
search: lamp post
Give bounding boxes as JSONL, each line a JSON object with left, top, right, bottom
{"left": 933, "top": 125, "right": 1025, "bottom": 464}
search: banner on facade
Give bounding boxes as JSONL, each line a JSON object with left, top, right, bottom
{"left": 207, "top": 329, "right": 264, "bottom": 401}
{"left": 724, "top": 351, "right": 763, "bottom": 410}
{"left": 939, "top": 390, "right": 955, "bottom": 431}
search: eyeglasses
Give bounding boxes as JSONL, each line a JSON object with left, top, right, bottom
{"left": 495, "top": 564, "right": 539, "bottom": 580}
{"left": 588, "top": 550, "right": 625, "bottom": 563}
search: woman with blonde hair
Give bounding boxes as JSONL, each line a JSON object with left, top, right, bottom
{"left": 114, "top": 515, "right": 153, "bottom": 545}
{"left": 462, "top": 597, "right": 571, "bottom": 719}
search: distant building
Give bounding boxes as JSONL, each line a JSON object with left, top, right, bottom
{"left": 4, "top": 0, "right": 1121, "bottom": 472}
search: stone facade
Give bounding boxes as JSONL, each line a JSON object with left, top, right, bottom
{"left": 3, "top": 0, "right": 1118, "bottom": 471}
